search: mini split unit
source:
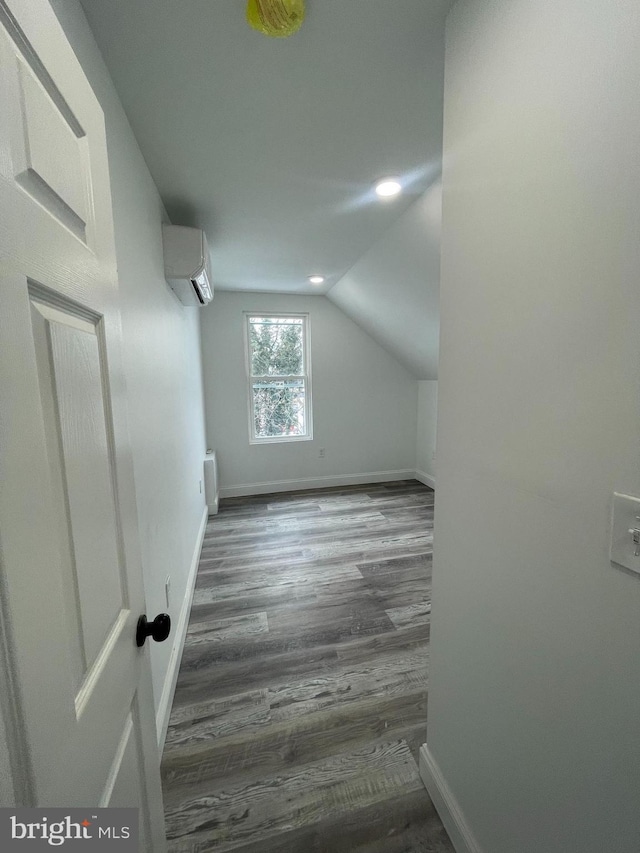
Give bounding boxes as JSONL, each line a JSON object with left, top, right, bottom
{"left": 162, "top": 224, "right": 213, "bottom": 307}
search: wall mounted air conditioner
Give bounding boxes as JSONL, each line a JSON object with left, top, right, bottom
{"left": 162, "top": 224, "right": 213, "bottom": 306}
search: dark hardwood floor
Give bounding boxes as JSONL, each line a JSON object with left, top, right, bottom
{"left": 161, "top": 480, "right": 452, "bottom": 853}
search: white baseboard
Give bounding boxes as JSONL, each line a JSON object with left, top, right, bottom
{"left": 419, "top": 744, "right": 483, "bottom": 853}
{"left": 219, "top": 469, "right": 417, "bottom": 499}
{"left": 155, "top": 504, "right": 208, "bottom": 752}
{"left": 415, "top": 469, "right": 436, "bottom": 490}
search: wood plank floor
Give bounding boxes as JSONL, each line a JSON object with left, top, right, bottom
{"left": 161, "top": 480, "right": 453, "bottom": 853}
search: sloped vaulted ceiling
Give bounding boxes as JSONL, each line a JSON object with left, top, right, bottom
{"left": 329, "top": 181, "right": 441, "bottom": 380}
{"left": 78, "top": 0, "right": 449, "bottom": 375}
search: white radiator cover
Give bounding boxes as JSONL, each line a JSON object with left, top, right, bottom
{"left": 203, "top": 452, "right": 219, "bottom": 516}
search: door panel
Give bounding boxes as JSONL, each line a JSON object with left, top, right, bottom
{"left": 2, "top": 12, "right": 92, "bottom": 244}
{"left": 0, "top": 1, "right": 166, "bottom": 849}
{"left": 14, "top": 58, "right": 90, "bottom": 237}
{"left": 30, "top": 294, "right": 126, "bottom": 680}
{"left": 101, "top": 702, "right": 149, "bottom": 849}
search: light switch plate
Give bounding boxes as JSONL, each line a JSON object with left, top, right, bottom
{"left": 610, "top": 492, "right": 640, "bottom": 575}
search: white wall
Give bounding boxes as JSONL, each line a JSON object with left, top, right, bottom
{"left": 201, "top": 292, "right": 418, "bottom": 494}
{"left": 51, "top": 0, "right": 207, "bottom": 730}
{"left": 415, "top": 381, "right": 437, "bottom": 486}
{"left": 425, "top": 2, "right": 640, "bottom": 851}
{"left": 329, "top": 182, "right": 442, "bottom": 379}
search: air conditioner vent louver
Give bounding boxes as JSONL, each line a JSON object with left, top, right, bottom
{"left": 192, "top": 281, "right": 205, "bottom": 305}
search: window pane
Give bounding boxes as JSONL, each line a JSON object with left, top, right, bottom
{"left": 252, "top": 379, "right": 306, "bottom": 438}
{"left": 249, "top": 317, "right": 303, "bottom": 376}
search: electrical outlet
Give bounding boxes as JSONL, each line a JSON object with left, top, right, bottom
{"left": 165, "top": 576, "right": 171, "bottom": 609}
{"left": 319, "top": 447, "right": 325, "bottom": 458}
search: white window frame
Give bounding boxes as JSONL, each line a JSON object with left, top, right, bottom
{"left": 244, "top": 312, "right": 313, "bottom": 445}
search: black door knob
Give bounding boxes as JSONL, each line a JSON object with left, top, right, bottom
{"left": 136, "top": 613, "right": 171, "bottom": 647}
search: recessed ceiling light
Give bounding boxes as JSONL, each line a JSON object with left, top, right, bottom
{"left": 375, "top": 178, "right": 402, "bottom": 198}
{"left": 308, "top": 275, "right": 325, "bottom": 285}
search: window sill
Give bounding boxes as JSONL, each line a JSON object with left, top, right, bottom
{"left": 249, "top": 434, "right": 313, "bottom": 446}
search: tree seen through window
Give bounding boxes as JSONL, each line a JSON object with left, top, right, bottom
{"left": 247, "top": 316, "right": 311, "bottom": 440}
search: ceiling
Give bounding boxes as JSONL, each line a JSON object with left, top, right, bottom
{"left": 330, "top": 181, "right": 442, "bottom": 379}
{"left": 79, "top": 0, "right": 452, "bottom": 295}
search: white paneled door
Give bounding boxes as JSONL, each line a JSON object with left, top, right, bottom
{"left": 0, "top": 0, "right": 166, "bottom": 849}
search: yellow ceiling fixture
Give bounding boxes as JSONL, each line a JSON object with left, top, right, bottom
{"left": 247, "top": 0, "right": 305, "bottom": 38}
